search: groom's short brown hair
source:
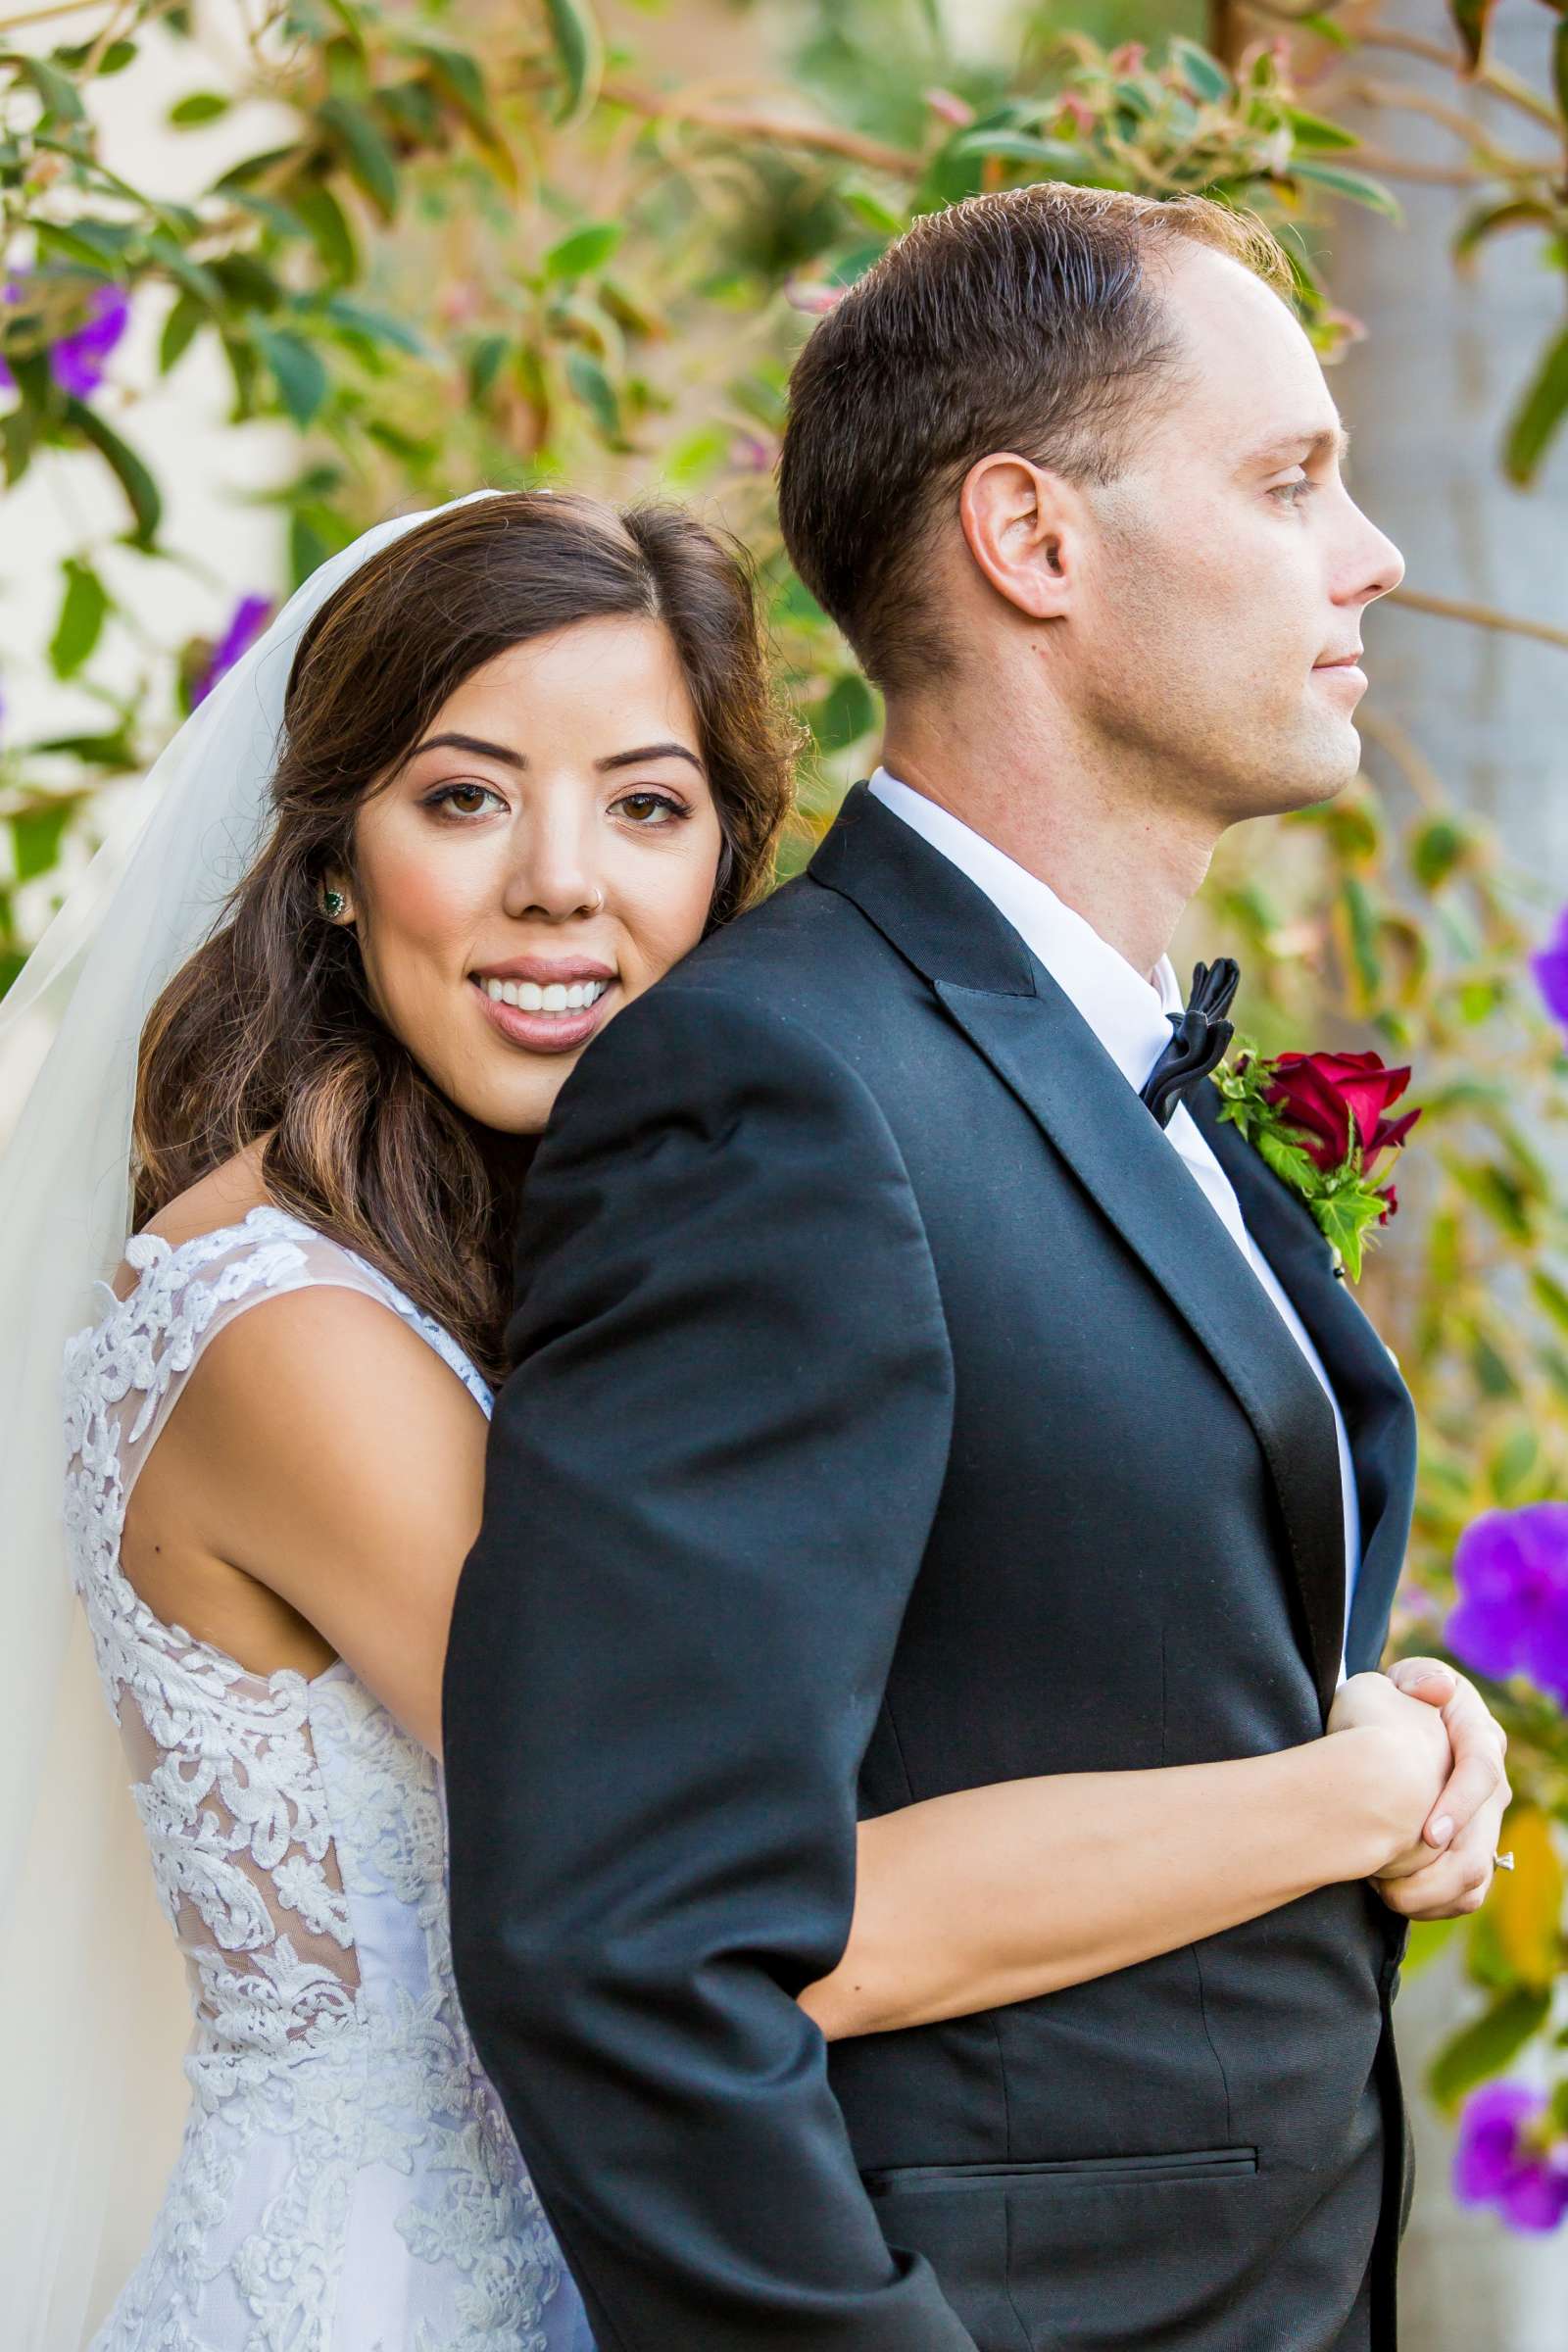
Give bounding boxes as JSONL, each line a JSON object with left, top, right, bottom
{"left": 776, "top": 183, "right": 1292, "bottom": 695}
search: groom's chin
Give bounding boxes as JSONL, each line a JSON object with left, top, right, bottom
{"left": 1236, "top": 728, "right": 1364, "bottom": 823}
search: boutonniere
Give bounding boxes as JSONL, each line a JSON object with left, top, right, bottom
{"left": 1210, "top": 1044, "right": 1422, "bottom": 1282}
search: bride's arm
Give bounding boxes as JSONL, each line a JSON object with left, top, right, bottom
{"left": 805, "top": 1685, "right": 1450, "bottom": 2041}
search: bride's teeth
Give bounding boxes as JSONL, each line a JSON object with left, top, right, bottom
{"left": 479, "top": 975, "right": 612, "bottom": 1013}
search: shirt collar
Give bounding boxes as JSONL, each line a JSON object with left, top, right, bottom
{"left": 867, "top": 765, "right": 1184, "bottom": 1093}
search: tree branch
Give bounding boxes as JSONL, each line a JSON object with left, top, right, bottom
{"left": 1390, "top": 585, "right": 1568, "bottom": 653}
{"left": 599, "top": 81, "right": 920, "bottom": 179}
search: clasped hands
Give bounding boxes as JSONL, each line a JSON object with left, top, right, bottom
{"left": 1330, "top": 1660, "right": 1511, "bottom": 1921}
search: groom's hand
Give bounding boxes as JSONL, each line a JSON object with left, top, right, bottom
{"left": 1373, "top": 1660, "right": 1510, "bottom": 1920}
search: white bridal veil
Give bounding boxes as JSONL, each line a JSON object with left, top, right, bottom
{"left": 0, "top": 486, "right": 506, "bottom": 2349}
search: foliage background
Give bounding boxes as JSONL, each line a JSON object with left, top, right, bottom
{"left": 2, "top": 0, "right": 1565, "bottom": 2325}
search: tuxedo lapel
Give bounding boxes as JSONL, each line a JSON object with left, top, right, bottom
{"left": 1195, "top": 1087, "right": 1419, "bottom": 1674}
{"left": 809, "top": 785, "right": 1350, "bottom": 1713}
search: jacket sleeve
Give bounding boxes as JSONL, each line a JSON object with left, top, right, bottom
{"left": 442, "top": 980, "right": 972, "bottom": 2351}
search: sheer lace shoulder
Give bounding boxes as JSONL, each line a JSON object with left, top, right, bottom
{"left": 85, "top": 1201, "right": 491, "bottom": 1499}
{"left": 58, "top": 1205, "right": 573, "bottom": 2352}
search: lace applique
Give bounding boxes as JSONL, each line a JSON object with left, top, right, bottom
{"left": 63, "top": 1206, "right": 570, "bottom": 2352}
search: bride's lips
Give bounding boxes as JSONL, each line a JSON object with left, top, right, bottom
{"left": 468, "top": 959, "right": 618, "bottom": 1056}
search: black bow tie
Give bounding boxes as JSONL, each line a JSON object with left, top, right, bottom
{"left": 1139, "top": 957, "right": 1241, "bottom": 1129}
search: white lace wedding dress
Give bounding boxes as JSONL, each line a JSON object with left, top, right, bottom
{"left": 61, "top": 1203, "right": 593, "bottom": 2352}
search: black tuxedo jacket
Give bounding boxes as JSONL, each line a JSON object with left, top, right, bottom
{"left": 443, "top": 783, "right": 1419, "bottom": 2352}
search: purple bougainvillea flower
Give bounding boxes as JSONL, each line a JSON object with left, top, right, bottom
{"left": 191, "top": 593, "right": 274, "bottom": 707}
{"left": 1446, "top": 1501, "right": 1568, "bottom": 1706}
{"left": 1454, "top": 2083, "right": 1568, "bottom": 2233}
{"left": 48, "top": 282, "right": 129, "bottom": 397}
{"left": 1533, "top": 907, "right": 1568, "bottom": 1030}
{"left": 0, "top": 275, "right": 129, "bottom": 397}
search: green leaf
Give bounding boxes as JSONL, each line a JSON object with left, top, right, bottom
{"left": 564, "top": 348, "right": 620, "bottom": 441}
{"left": 169, "top": 91, "right": 229, "bottom": 125}
{"left": 1445, "top": 1155, "right": 1535, "bottom": 1244}
{"left": 1167, "top": 37, "right": 1232, "bottom": 105}
{"left": 32, "top": 221, "right": 134, "bottom": 273}
{"left": 810, "top": 673, "right": 878, "bottom": 754}
{"left": 320, "top": 296, "right": 426, "bottom": 355}
{"left": 317, "top": 95, "right": 399, "bottom": 222}
{"left": 1288, "top": 159, "right": 1400, "bottom": 222}
{"left": 544, "top": 0, "right": 604, "bottom": 126}
{"left": 2, "top": 52, "right": 85, "bottom": 123}
{"left": 1296, "top": 13, "right": 1356, "bottom": 47}
{"left": 290, "top": 179, "right": 359, "bottom": 281}
{"left": 1448, "top": 0, "right": 1497, "bottom": 71}
{"left": 1410, "top": 816, "right": 1469, "bottom": 889}
{"left": 55, "top": 35, "right": 136, "bottom": 76}
{"left": 1341, "top": 876, "right": 1382, "bottom": 999}
{"left": 544, "top": 222, "right": 622, "bottom": 282}
{"left": 843, "top": 184, "right": 906, "bottom": 236}
{"left": 11, "top": 799, "right": 73, "bottom": 883}
{"left": 159, "top": 291, "right": 204, "bottom": 374}
{"left": 63, "top": 398, "right": 161, "bottom": 547}
{"left": 1253, "top": 1125, "right": 1320, "bottom": 1196}
{"left": 1310, "top": 1187, "right": 1386, "bottom": 1284}
{"left": 1454, "top": 198, "right": 1555, "bottom": 263}
{"left": 466, "top": 333, "right": 510, "bottom": 404}
{"left": 255, "top": 325, "right": 329, "bottom": 426}
{"left": 143, "top": 230, "right": 222, "bottom": 308}
{"left": 662, "top": 420, "right": 728, "bottom": 487}
{"left": 1490, "top": 1428, "right": 1540, "bottom": 1502}
{"left": 29, "top": 727, "right": 134, "bottom": 764}
{"left": 1427, "top": 1986, "right": 1549, "bottom": 2111}
{"left": 409, "top": 39, "right": 491, "bottom": 138}
{"left": 48, "top": 557, "right": 107, "bottom": 678}
{"left": 1532, "top": 1270, "right": 1568, "bottom": 1339}
{"left": 1283, "top": 106, "right": 1358, "bottom": 153}
{"left": 1503, "top": 326, "right": 1568, "bottom": 487}
{"left": 951, "top": 130, "right": 1092, "bottom": 170}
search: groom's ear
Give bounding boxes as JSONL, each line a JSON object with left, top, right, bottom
{"left": 956, "top": 452, "right": 1081, "bottom": 625}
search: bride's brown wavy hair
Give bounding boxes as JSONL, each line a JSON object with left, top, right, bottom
{"left": 133, "top": 490, "right": 799, "bottom": 1386}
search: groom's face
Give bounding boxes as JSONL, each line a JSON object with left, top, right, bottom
{"left": 1072, "top": 245, "right": 1403, "bottom": 820}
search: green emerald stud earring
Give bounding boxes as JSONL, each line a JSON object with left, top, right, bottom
{"left": 322, "top": 889, "right": 346, "bottom": 919}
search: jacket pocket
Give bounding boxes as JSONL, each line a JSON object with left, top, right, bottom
{"left": 863, "top": 2145, "right": 1257, "bottom": 2196}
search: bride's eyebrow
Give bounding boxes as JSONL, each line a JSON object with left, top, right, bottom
{"left": 409, "top": 730, "right": 524, "bottom": 770}
{"left": 598, "top": 743, "right": 703, "bottom": 773}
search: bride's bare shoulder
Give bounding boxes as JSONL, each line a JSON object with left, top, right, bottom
{"left": 114, "top": 1140, "right": 273, "bottom": 1298}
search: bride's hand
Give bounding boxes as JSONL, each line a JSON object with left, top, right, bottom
{"left": 1326, "top": 1671, "right": 1455, "bottom": 1881}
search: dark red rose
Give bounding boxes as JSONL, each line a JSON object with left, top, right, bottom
{"left": 1264, "top": 1049, "right": 1421, "bottom": 1179}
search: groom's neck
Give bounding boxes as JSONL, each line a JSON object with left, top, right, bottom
{"left": 879, "top": 685, "right": 1218, "bottom": 990}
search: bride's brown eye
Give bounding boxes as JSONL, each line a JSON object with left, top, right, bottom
{"left": 426, "top": 782, "right": 500, "bottom": 818}
{"left": 617, "top": 792, "right": 683, "bottom": 826}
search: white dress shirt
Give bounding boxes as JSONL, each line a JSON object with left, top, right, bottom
{"left": 868, "top": 765, "right": 1360, "bottom": 1660}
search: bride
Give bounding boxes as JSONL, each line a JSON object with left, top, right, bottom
{"left": 0, "top": 486, "right": 1471, "bottom": 2349}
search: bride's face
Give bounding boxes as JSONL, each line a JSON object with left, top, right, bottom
{"left": 338, "top": 614, "right": 725, "bottom": 1135}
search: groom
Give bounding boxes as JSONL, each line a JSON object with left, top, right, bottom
{"left": 444, "top": 186, "right": 1507, "bottom": 2349}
